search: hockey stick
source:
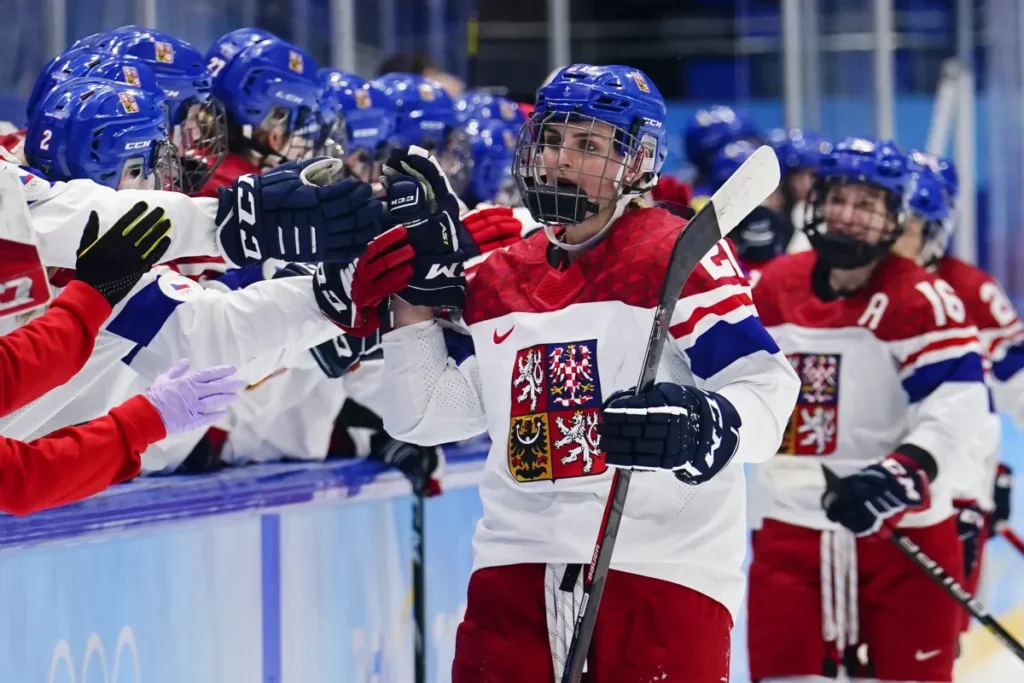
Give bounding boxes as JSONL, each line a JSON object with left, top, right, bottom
{"left": 999, "top": 525, "right": 1024, "bottom": 557}
{"left": 822, "top": 466, "right": 1024, "bottom": 664}
{"left": 412, "top": 465, "right": 427, "bottom": 683}
{"left": 561, "top": 147, "right": 781, "bottom": 683}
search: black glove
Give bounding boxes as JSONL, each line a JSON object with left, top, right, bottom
{"left": 954, "top": 498, "right": 986, "bottom": 577}
{"left": 273, "top": 262, "right": 380, "bottom": 378}
{"left": 216, "top": 157, "right": 384, "bottom": 266}
{"left": 822, "top": 453, "right": 932, "bottom": 537}
{"left": 993, "top": 462, "right": 1013, "bottom": 535}
{"left": 597, "top": 382, "right": 741, "bottom": 485}
{"left": 369, "top": 432, "right": 444, "bottom": 497}
{"left": 74, "top": 202, "right": 172, "bottom": 306}
{"left": 381, "top": 146, "right": 477, "bottom": 309}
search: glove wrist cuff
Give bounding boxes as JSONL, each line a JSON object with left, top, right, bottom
{"left": 891, "top": 444, "right": 937, "bottom": 482}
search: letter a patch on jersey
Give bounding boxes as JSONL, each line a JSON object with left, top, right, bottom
{"left": 508, "top": 339, "right": 606, "bottom": 482}
{"left": 780, "top": 353, "right": 842, "bottom": 455}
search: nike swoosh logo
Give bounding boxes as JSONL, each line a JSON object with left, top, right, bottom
{"left": 493, "top": 326, "right": 514, "bottom": 344}
{"left": 915, "top": 649, "right": 941, "bottom": 661}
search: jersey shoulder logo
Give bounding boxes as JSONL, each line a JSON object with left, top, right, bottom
{"left": 507, "top": 338, "right": 605, "bottom": 482}
{"left": 779, "top": 352, "right": 842, "bottom": 456}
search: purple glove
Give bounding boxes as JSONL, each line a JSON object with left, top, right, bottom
{"left": 144, "top": 359, "right": 247, "bottom": 435}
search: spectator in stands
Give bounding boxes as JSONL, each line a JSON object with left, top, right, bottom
{"left": 0, "top": 203, "right": 245, "bottom": 515}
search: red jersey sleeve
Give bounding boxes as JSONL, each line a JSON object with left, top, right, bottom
{"left": 0, "top": 395, "right": 165, "bottom": 515}
{"left": 0, "top": 281, "right": 111, "bottom": 417}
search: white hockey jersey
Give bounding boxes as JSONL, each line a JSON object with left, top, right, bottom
{"left": 379, "top": 207, "right": 800, "bottom": 619}
{"left": 0, "top": 159, "right": 235, "bottom": 270}
{"left": 937, "top": 256, "right": 1024, "bottom": 510}
{"left": 750, "top": 251, "right": 992, "bottom": 530}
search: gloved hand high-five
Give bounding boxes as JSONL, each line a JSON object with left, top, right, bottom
{"left": 74, "top": 202, "right": 172, "bottom": 306}
{"left": 143, "top": 359, "right": 246, "bottom": 435}
{"left": 216, "top": 157, "right": 384, "bottom": 266}
{"left": 380, "top": 146, "right": 478, "bottom": 309}
{"left": 312, "top": 228, "right": 414, "bottom": 338}
{"left": 462, "top": 206, "right": 523, "bottom": 254}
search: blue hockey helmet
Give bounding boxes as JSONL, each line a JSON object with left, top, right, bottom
{"left": 709, "top": 139, "right": 758, "bottom": 191}
{"left": 26, "top": 77, "right": 182, "bottom": 191}
{"left": 514, "top": 63, "right": 667, "bottom": 232}
{"left": 102, "top": 27, "right": 228, "bottom": 190}
{"left": 805, "top": 136, "right": 910, "bottom": 268}
{"left": 766, "top": 128, "right": 832, "bottom": 174}
{"left": 27, "top": 48, "right": 110, "bottom": 121}
{"left": 369, "top": 73, "right": 456, "bottom": 151}
{"left": 212, "top": 37, "right": 323, "bottom": 166}
{"left": 318, "top": 68, "right": 397, "bottom": 180}
{"left": 904, "top": 165, "right": 952, "bottom": 267}
{"left": 453, "top": 118, "right": 519, "bottom": 206}
{"left": 684, "top": 105, "right": 759, "bottom": 178}
{"left": 455, "top": 90, "right": 526, "bottom": 128}
{"left": 205, "top": 27, "right": 275, "bottom": 76}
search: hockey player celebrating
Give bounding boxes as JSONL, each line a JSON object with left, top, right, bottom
{"left": 749, "top": 137, "right": 992, "bottom": 683}
{"left": 766, "top": 127, "right": 832, "bottom": 241}
{"left": 325, "top": 63, "right": 799, "bottom": 681}
{"left": 684, "top": 104, "right": 761, "bottom": 208}
{"left": 318, "top": 68, "right": 397, "bottom": 184}
{"left": 891, "top": 153, "right": 1019, "bottom": 630}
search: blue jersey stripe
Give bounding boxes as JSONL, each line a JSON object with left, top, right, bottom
{"left": 106, "top": 278, "right": 187, "bottom": 348}
{"left": 684, "top": 315, "right": 780, "bottom": 380}
{"left": 901, "top": 352, "right": 985, "bottom": 404}
{"left": 443, "top": 328, "right": 475, "bottom": 367}
{"left": 992, "top": 343, "right": 1024, "bottom": 382}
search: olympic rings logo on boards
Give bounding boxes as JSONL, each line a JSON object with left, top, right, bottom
{"left": 48, "top": 626, "right": 141, "bottom": 683}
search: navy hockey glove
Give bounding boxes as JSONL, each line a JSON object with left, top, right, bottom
{"left": 822, "top": 451, "right": 933, "bottom": 537}
{"left": 216, "top": 157, "right": 384, "bottom": 266}
{"left": 597, "top": 382, "right": 741, "bottom": 485}
{"left": 954, "top": 498, "right": 986, "bottom": 577}
{"left": 992, "top": 462, "right": 1013, "bottom": 535}
{"left": 273, "top": 262, "right": 380, "bottom": 378}
{"left": 381, "top": 146, "right": 478, "bottom": 309}
{"left": 369, "top": 433, "right": 444, "bottom": 497}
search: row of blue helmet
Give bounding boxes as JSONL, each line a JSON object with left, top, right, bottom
{"left": 26, "top": 25, "right": 229, "bottom": 193}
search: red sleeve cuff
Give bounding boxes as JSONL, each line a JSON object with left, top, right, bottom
{"left": 109, "top": 395, "right": 167, "bottom": 451}
{"left": 52, "top": 281, "right": 113, "bottom": 335}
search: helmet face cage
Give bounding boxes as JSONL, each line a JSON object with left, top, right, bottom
{"left": 513, "top": 110, "right": 649, "bottom": 226}
{"left": 253, "top": 105, "right": 322, "bottom": 165}
{"left": 804, "top": 175, "right": 907, "bottom": 268}
{"left": 172, "top": 97, "right": 228, "bottom": 192}
{"left": 116, "top": 140, "right": 184, "bottom": 192}
{"left": 439, "top": 128, "right": 474, "bottom": 197}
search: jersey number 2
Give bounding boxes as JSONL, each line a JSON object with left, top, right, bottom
{"left": 915, "top": 280, "right": 966, "bottom": 326}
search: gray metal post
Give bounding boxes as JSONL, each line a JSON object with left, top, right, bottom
{"left": 956, "top": 0, "right": 977, "bottom": 263}
{"left": 47, "top": 0, "right": 67, "bottom": 56}
{"left": 331, "top": 0, "right": 357, "bottom": 72}
{"left": 547, "top": 0, "right": 570, "bottom": 74}
{"left": 781, "top": 0, "right": 802, "bottom": 129}
{"left": 873, "top": 0, "right": 895, "bottom": 139}
{"left": 137, "top": 0, "right": 157, "bottom": 27}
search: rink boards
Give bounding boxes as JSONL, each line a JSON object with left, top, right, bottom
{"left": 0, "top": 427, "right": 1020, "bottom": 682}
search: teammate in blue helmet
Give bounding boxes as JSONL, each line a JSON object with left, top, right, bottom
{"left": 513, "top": 63, "right": 667, "bottom": 249}
{"left": 891, "top": 163, "right": 952, "bottom": 268}
{"left": 27, "top": 49, "right": 107, "bottom": 121}
{"left": 709, "top": 140, "right": 791, "bottom": 273}
{"left": 803, "top": 136, "right": 910, "bottom": 269}
{"left": 101, "top": 27, "right": 228, "bottom": 193}
{"left": 457, "top": 118, "right": 519, "bottom": 207}
{"left": 766, "top": 128, "right": 832, "bottom": 206}
{"left": 455, "top": 90, "right": 526, "bottom": 128}
{"left": 371, "top": 72, "right": 469, "bottom": 186}
{"left": 319, "top": 68, "right": 396, "bottom": 183}
{"left": 205, "top": 27, "right": 275, "bottom": 78}
{"left": 203, "top": 37, "right": 323, "bottom": 194}
{"left": 684, "top": 104, "right": 760, "bottom": 198}
{"left": 25, "top": 77, "right": 182, "bottom": 191}
{"left": 370, "top": 73, "right": 457, "bottom": 152}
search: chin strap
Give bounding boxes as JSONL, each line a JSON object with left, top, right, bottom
{"left": 542, "top": 192, "right": 636, "bottom": 252}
